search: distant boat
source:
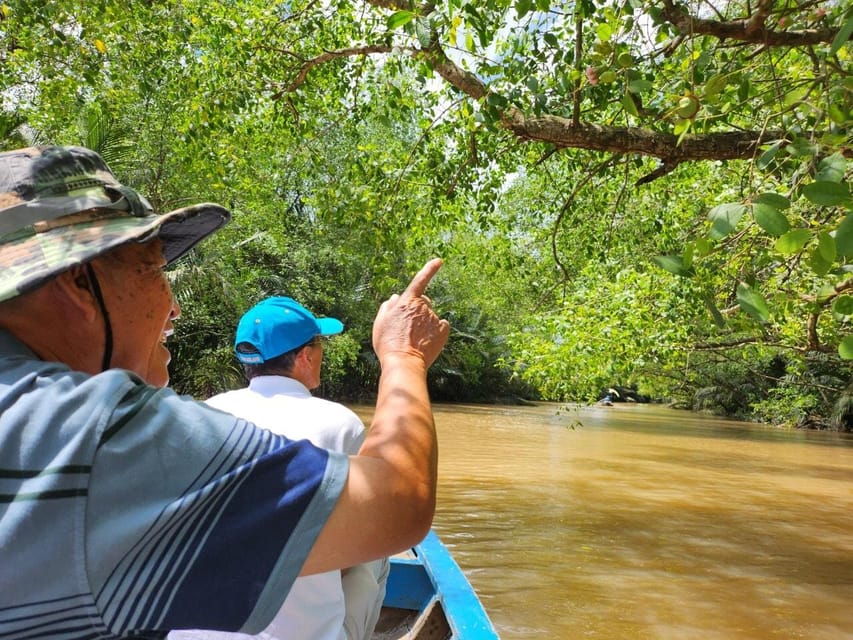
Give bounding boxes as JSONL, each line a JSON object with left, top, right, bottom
{"left": 372, "top": 530, "right": 500, "bottom": 639}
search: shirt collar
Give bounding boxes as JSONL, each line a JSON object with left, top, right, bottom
{"left": 247, "top": 375, "right": 311, "bottom": 398}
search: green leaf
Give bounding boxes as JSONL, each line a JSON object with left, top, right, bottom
{"left": 782, "top": 85, "right": 810, "bottom": 109}
{"left": 752, "top": 202, "right": 790, "bottom": 236}
{"left": 622, "top": 91, "right": 639, "bottom": 117}
{"left": 757, "top": 140, "right": 783, "bottom": 170}
{"left": 486, "top": 93, "right": 507, "bottom": 108}
{"left": 775, "top": 229, "right": 811, "bottom": 255}
{"left": 652, "top": 255, "right": 692, "bottom": 277}
{"left": 802, "top": 181, "right": 851, "bottom": 206}
{"left": 839, "top": 335, "right": 853, "bottom": 360}
{"left": 828, "top": 102, "right": 849, "bottom": 126}
{"left": 694, "top": 237, "right": 712, "bottom": 256}
{"left": 707, "top": 203, "right": 745, "bottom": 240}
{"left": 681, "top": 242, "right": 695, "bottom": 269}
{"left": 817, "top": 285, "right": 837, "bottom": 304}
{"left": 808, "top": 233, "right": 834, "bottom": 276}
{"left": 817, "top": 231, "right": 836, "bottom": 263}
{"left": 754, "top": 192, "right": 790, "bottom": 210}
{"left": 816, "top": 153, "right": 848, "bottom": 183}
{"left": 702, "top": 292, "right": 726, "bottom": 328}
{"left": 543, "top": 32, "right": 559, "bottom": 48}
{"left": 786, "top": 138, "right": 819, "bottom": 158}
{"left": 387, "top": 10, "right": 416, "bottom": 30}
{"left": 703, "top": 73, "right": 727, "bottom": 98}
{"left": 736, "top": 282, "right": 770, "bottom": 323}
{"left": 836, "top": 214, "right": 853, "bottom": 258}
{"left": 415, "top": 17, "right": 432, "bottom": 47}
{"left": 628, "top": 79, "right": 653, "bottom": 93}
{"left": 738, "top": 76, "right": 751, "bottom": 102}
{"left": 833, "top": 295, "right": 853, "bottom": 316}
{"left": 830, "top": 14, "right": 853, "bottom": 56}
{"left": 673, "top": 118, "right": 690, "bottom": 137}
{"left": 515, "top": 0, "right": 532, "bottom": 19}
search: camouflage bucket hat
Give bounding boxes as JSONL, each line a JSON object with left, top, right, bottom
{"left": 0, "top": 145, "right": 231, "bottom": 302}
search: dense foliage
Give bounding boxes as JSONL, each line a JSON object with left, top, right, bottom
{"left": 2, "top": 0, "right": 851, "bottom": 428}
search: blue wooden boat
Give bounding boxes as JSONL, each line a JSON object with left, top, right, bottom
{"left": 372, "top": 530, "right": 500, "bottom": 639}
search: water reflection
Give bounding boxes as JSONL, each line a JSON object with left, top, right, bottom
{"left": 354, "top": 403, "right": 853, "bottom": 639}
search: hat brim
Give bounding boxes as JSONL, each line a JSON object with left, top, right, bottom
{"left": 0, "top": 203, "right": 230, "bottom": 302}
{"left": 157, "top": 203, "right": 231, "bottom": 264}
{"left": 316, "top": 317, "right": 344, "bottom": 336}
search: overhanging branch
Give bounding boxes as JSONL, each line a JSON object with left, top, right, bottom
{"left": 274, "top": 25, "right": 788, "bottom": 166}
{"left": 283, "top": 45, "right": 394, "bottom": 92}
{"left": 661, "top": 0, "right": 845, "bottom": 47}
{"left": 505, "top": 115, "right": 784, "bottom": 163}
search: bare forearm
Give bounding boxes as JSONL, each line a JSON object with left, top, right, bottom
{"left": 362, "top": 353, "right": 438, "bottom": 517}
{"left": 301, "top": 259, "right": 448, "bottom": 575}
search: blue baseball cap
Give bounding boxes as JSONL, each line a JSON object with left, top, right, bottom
{"left": 234, "top": 296, "right": 344, "bottom": 364}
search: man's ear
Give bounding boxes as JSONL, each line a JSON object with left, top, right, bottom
{"left": 295, "top": 344, "right": 314, "bottom": 365}
{"left": 51, "top": 265, "right": 99, "bottom": 323}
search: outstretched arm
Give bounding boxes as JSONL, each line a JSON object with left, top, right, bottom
{"left": 301, "top": 258, "right": 450, "bottom": 574}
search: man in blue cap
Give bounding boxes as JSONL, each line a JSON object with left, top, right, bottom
{"left": 0, "top": 145, "right": 449, "bottom": 638}
{"left": 172, "top": 297, "right": 389, "bottom": 640}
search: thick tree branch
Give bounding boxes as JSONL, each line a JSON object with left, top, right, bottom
{"left": 661, "top": 0, "right": 845, "bottom": 47}
{"left": 503, "top": 114, "right": 784, "bottom": 163}
{"left": 425, "top": 45, "right": 786, "bottom": 163}
{"left": 745, "top": 0, "right": 774, "bottom": 35}
{"left": 276, "top": 35, "right": 786, "bottom": 165}
{"left": 428, "top": 41, "right": 792, "bottom": 164}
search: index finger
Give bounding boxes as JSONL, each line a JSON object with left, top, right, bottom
{"left": 402, "top": 258, "right": 443, "bottom": 299}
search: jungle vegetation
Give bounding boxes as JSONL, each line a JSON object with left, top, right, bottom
{"left": 2, "top": 0, "right": 851, "bottom": 428}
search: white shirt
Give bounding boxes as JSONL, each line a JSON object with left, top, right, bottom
{"left": 208, "top": 376, "right": 365, "bottom": 455}
{"left": 169, "top": 376, "right": 365, "bottom": 640}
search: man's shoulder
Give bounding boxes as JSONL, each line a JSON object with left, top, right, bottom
{"left": 205, "top": 387, "right": 253, "bottom": 411}
{"left": 307, "top": 395, "right": 363, "bottom": 421}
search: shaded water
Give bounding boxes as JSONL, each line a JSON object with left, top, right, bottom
{"left": 357, "top": 403, "right": 853, "bottom": 639}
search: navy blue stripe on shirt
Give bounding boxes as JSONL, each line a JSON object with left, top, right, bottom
{"left": 97, "top": 419, "right": 277, "bottom": 634}
{"left": 0, "top": 465, "right": 89, "bottom": 478}
{"left": 157, "top": 436, "right": 330, "bottom": 631}
{"left": 0, "top": 488, "right": 87, "bottom": 503}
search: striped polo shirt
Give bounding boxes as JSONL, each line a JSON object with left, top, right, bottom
{"left": 0, "top": 330, "right": 348, "bottom": 638}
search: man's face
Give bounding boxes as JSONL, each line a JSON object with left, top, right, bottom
{"left": 90, "top": 239, "right": 179, "bottom": 387}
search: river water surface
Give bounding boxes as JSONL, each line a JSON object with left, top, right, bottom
{"left": 356, "top": 402, "right": 853, "bottom": 639}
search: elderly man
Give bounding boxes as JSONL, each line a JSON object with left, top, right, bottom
{"left": 0, "top": 146, "right": 449, "bottom": 638}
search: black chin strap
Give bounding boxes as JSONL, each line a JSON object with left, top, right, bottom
{"left": 85, "top": 263, "right": 113, "bottom": 372}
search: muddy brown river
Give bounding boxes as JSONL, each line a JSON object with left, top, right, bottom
{"left": 355, "top": 402, "right": 853, "bottom": 639}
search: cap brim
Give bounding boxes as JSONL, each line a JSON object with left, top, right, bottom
{"left": 0, "top": 203, "right": 230, "bottom": 302}
{"left": 316, "top": 317, "right": 344, "bottom": 336}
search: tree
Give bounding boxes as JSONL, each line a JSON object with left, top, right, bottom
{"left": 2, "top": 0, "right": 851, "bottom": 425}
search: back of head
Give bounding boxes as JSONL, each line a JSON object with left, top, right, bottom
{"left": 234, "top": 296, "right": 344, "bottom": 365}
{"left": 0, "top": 145, "right": 231, "bottom": 302}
